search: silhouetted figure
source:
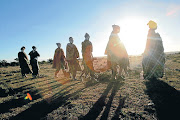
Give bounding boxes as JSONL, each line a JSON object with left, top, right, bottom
{"left": 52, "top": 43, "right": 68, "bottom": 78}
{"left": 81, "top": 33, "right": 98, "bottom": 81}
{"left": 29, "top": 46, "right": 40, "bottom": 78}
{"left": 66, "top": 37, "right": 81, "bottom": 80}
{"left": 105, "top": 25, "right": 129, "bottom": 80}
{"left": 142, "top": 20, "right": 165, "bottom": 79}
{"left": 18, "top": 46, "right": 32, "bottom": 78}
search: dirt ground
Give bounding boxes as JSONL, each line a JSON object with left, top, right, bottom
{"left": 0, "top": 54, "right": 180, "bottom": 120}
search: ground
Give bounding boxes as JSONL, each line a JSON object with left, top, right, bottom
{"left": 0, "top": 53, "right": 180, "bottom": 120}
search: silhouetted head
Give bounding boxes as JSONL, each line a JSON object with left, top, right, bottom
{"left": 112, "top": 25, "right": 120, "bottom": 33}
{"left": 32, "top": 46, "right": 36, "bottom": 51}
{"left": 56, "top": 43, "right": 61, "bottom": 48}
{"left": 21, "top": 46, "right": 25, "bottom": 51}
{"left": 147, "top": 20, "right": 157, "bottom": 30}
{"left": 84, "top": 33, "right": 90, "bottom": 40}
{"left": 69, "top": 37, "right": 74, "bottom": 44}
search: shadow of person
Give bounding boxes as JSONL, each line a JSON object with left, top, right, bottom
{"left": 111, "top": 95, "right": 126, "bottom": 120}
{"left": 145, "top": 78, "right": 180, "bottom": 120}
{"left": 9, "top": 79, "right": 81, "bottom": 120}
{"left": 100, "top": 81, "right": 124, "bottom": 120}
{"left": 80, "top": 78, "right": 124, "bottom": 120}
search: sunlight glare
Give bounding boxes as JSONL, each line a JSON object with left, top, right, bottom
{"left": 116, "top": 17, "right": 149, "bottom": 55}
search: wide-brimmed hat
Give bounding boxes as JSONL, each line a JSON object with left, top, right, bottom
{"left": 21, "top": 46, "right": 25, "bottom": 50}
{"left": 147, "top": 20, "right": 157, "bottom": 29}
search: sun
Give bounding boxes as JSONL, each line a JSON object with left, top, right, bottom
{"left": 116, "top": 16, "right": 149, "bottom": 55}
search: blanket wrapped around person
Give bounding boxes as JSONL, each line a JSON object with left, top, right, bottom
{"left": 142, "top": 28, "right": 165, "bottom": 79}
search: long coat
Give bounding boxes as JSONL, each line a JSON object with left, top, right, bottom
{"left": 105, "top": 33, "right": 129, "bottom": 68}
{"left": 81, "top": 40, "right": 95, "bottom": 72}
{"left": 142, "top": 29, "right": 165, "bottom": 79}
{"left": 29, "top": 50, "right": 40, "bottom": 75}
{"left": 66, "top": 43, "right": 81, "bottom": 71}
{"left": 18, "top": 51, "right": 32, "bottom": 74}
{"left": 82, "top": 40, "right": 93, "bottom": 62}
{"left": 52, "top": 48, "right": 66, "bottom": 70}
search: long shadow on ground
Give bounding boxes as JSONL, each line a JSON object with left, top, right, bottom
{"left": 10, "top": 81, "right": 85, "bottom": 120}
{"left": 80, "top": 78, "right": 124, "bottom": 120}
{"left": 145, "top": 78, "right": 180, "bottom": 120}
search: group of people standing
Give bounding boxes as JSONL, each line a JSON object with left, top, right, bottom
{"left": 52, "top": 33, "right": 97, "bottom": 81}
{"left": 18, "top": 20, "right": 165, "bottom": 81}
{"left": 18, "top": 46, "right": 40, "bottom": 78}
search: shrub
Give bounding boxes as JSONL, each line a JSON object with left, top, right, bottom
{"left": 47, "top": 58, "right": 53, "bottom": 63}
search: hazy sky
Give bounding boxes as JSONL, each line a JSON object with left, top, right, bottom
{"left": 0, "top": 0, "right": 180, "bottom": 61}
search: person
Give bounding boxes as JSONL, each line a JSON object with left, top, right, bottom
{"left": 52, "top": 43, "right": 68, "bottom": 78}
{"left": 66, "top": 37, "right": 81, "bottom": 80}
{"left": 142, "top": 20, "right": 165, "bottom": 79}
{"left": 29, "top": 46, "right": 40, "bottom": 78}
{"left": 80, "top": 33, "right": 97, "bottom": 81}
{"left": 105, "top": 25, "right": 129, "bottom": 80}
{"left": 18, "top": 46, "right": 32, "bottom": 78}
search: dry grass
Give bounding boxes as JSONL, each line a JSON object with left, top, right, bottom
{"left": 0, "top": 54, "right": 180, "bottom": 120}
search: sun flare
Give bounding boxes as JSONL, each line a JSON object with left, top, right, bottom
{"left": 117, "top": 17, "right": 149, "bottom": 55}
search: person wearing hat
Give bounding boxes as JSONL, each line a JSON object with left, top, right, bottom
{"left": 66, "top": 37, "right": 81, "bottom": 80}
{"left": 18, "top": 46, "right": 32, "bottom": 78}
{"left": 80, "top": 33, "right": 98, "bottom": 81}
{"left": 142, "top": 20, "right": 165, "bottom": 79}
{"left": 29, "top": 46, "right": 40, "bottom": 78}
{"left": 52, "top": 43, "right": 69, "bottom": 78}
{"left": 105, "top": 25, "right": 129, "bottom": 80}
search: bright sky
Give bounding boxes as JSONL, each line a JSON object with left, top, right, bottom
{"left": 0, "top": 0, "right": 180, "bottom": 61}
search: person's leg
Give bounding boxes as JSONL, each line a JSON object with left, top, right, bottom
{"left": 21, "top": 69, "right": 25, "bottom": 78}
{"left": 34, "top": 63, "right": 38, "bottom": 77}
{"left": 111, "top": 62, "right": 117, "bottom": 80}
{"left": 72, "top": 69, "right": 77, "bottom": 80}
{"left": 31, "top": 63, "right": 36, "bottom": 78}
{"left": 68, "top": 61, "right": 74, "bottom": 79}
{"left": 119, "top": 67, "right": 123, "bottom": 76}
{"left": 55, "top": 70, "right": 59, "bottom": 78}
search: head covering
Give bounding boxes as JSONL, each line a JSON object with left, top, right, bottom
{"left": 32, "top": 46, "right": 36, "bottom": 49}
{"left": 69, "top": 37, "right": 73, "bottom": 39}
{"left": 56, "top": 43, "right": 61, "bottom": 45}
{"left": 84, "top": 33, "right": 90, "bottom": 38}
{"left": 147, "top": 20, "right": 157, "bottom": 29}
{"left": 21, "top": 46, "right": 25, "bottom": 50}
{"left": 112, "top": 24, "right": 120, "bottom": 29}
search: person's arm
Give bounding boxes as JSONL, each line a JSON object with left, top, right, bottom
{"left": 90, "top": 42, "right": 93, "bottom": 53}
{"left": 66, "top": 44, "right": 69, "bottom": 58}
{"left": 62, "top": 49, "right": 65, "bottom": 59}
{"left": 24, "top": 53, "right": 29, "bottom": 61}
{"left": 36, "top": 51, "right": 40, "bottom": 57}
{"left": 75, "top": 45, "right": 79, "bottom": 58}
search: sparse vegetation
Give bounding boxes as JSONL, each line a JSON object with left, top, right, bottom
{"left": 0, "top": 53, "right": 179, "bottom": 119}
